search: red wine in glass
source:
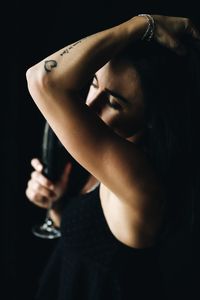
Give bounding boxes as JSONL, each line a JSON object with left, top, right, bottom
{"left": 32, "top": 122, "right": 62, "bottom": 239}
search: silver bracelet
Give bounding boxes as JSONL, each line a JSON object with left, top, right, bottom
{"left": 138, "top": 14, "right": 155, "bottom": 42}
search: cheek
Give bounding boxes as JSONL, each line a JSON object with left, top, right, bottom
{"left": 108, "top": 111, "right": 145, "bottom": 138}
{"left": 100, "top": 109, "right": 118, "bottom": 124}
{"left": 102, "top": 113, "right": 131, "bottom": 136}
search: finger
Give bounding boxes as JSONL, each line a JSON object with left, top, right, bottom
{"left": 28, "top": 179, "right": 56, "bottom": 199}
{"left": 155, "top": 26, "right": 187, "bottom": 55}
{"left": 25, "top": 188, "right": 51, "bottom": 208}
{"left": 31, "top": 171, "right": 55, "bottom": 190}
{"left": 31, "top": 158, "right": 43, "bottom": 172}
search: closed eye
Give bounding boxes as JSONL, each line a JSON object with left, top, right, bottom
{"left": 91, "top": 81, "right": 98, "bottom": 88}
{"left": 107, "top": 96, "right": 122, "bottom": 110}
{"left": 91, "top": 76, "right": 98, "bottom": 88}
{"left": 91, "top": 75, "right": 123, "bottom": 111}
{"left": 92, "top": 75, "right": 129, "bottom": 105}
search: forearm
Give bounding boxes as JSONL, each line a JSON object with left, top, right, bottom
{"left": 26, "top": 16, "right": 147, "bottom": 91}
{"left": 25, "top": 15, "right": 156, "bottom": 204}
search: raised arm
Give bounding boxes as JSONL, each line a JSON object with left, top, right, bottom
{"left": 26, "top": 15, "right": 199, "bottom": 212}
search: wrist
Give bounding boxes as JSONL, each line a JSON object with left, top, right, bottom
{"left": 137, "top": 14, "right": 155, "bottom": 41}
{"left": 124, "top": 15, "right": 150, "bottom": 41}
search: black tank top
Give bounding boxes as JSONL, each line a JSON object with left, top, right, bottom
{"left": 35, "top": 185, "right": 165, "bottom": 300}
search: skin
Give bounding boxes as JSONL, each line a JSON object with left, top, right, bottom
{"left": 26, "top": 158, "right": 97, "bottom": 227}
{"left": 86, "top": 61, "right": 162, "bottom": 248}
{"left": 26, "top": 59, "right": 161, "bottom": 246}
{"left": 25, "top": 158, "right": 72, "bottom": 227}
{"left": 26, "top": 60, "right": 147, "bottom": 228}
{"left": 26, "top": 15, "right": 200, "bottom": 247}
{"left": 86, "top": 59, "right": 146, "bottom": 141}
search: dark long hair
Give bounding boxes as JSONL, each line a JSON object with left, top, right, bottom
{"left": 118, "top": 40, "right": 200, "bottom": 241}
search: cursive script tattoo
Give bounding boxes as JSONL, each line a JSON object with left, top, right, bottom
{"left": 60, "top": 38, "right": 87, "bottom": 56}
{"left": 44, "top": 60, "right": 57, "bottom": 72}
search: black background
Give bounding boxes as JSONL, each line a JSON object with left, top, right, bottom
{"left": 2, "top": 1, "right": 200, "bottom": 299}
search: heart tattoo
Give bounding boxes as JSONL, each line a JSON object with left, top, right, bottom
{"left": 44, "top": 60, "right": 57, "bottom": 72}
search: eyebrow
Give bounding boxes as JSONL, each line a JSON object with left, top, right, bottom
{"left": 93, "top": 75, "right": 129, "bottom": 104}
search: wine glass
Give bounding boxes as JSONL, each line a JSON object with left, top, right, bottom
{"left": 32, "top": 122, "right": 62, "bottom": 239}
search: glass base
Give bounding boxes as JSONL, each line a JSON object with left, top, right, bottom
{"left": 32, "top": 219, "right": 61, "bottom": 239}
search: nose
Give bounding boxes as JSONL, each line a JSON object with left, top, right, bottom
{"left": 86, "top": 89, "right": 106, "bottom": 116}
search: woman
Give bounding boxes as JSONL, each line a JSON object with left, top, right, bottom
{"left": 26, "top": 14, "right": 200, "bottom": 299}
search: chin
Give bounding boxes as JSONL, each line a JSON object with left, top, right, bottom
{"left": 126, "top": 129, "right": 146, "bottom": 144}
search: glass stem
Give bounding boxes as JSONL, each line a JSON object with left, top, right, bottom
{"left": 44, "top": 203, "right": 53, "bottom": 224}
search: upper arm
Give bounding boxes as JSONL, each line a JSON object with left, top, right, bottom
{"left": 27, "top": 70, "right": 162, "bottom": 211}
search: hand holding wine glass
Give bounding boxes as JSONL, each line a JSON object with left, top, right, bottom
{"left": 26, "top": 122, "right": 72, "bottom": 238}
{"left": 26, "top": 158, "right": 72, "bottom": 227}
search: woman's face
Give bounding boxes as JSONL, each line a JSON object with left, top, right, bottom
{"left": 86, "top": 59, "right": 146, "bottom": 142}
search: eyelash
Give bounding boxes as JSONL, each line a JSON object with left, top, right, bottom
{"left": 91, "top": 82, "right": 98, "bottom": 88}
{"left": 108, "top": 100, "right": 122, "bottom": 110}
{"left": 91, "top": 82, "right": 121, "bottom": 110}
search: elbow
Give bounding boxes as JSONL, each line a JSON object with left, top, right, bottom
{"left": 26, "top": 64, "right": 50, "bottom": 99}
{"left": 26, "top": 66, "right": 40, "bottom": 92}
{"left": 25, "top": 66, "right": 34, "bottom": 83}
{"left": 26, "top": 65, "right": 44, "bottom": 89}
{"left": 26, "top": 67, "right": 37, "bottom": 100}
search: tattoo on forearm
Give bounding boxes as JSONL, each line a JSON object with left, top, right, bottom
{"left": 44, "top": 60, "right": 57, "bottom": 72}
{"left": 44, "top": 37, "right": 87, "bottom": 72}
{"left": 60, "top": 38, "right": 87, "bottom": 56}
